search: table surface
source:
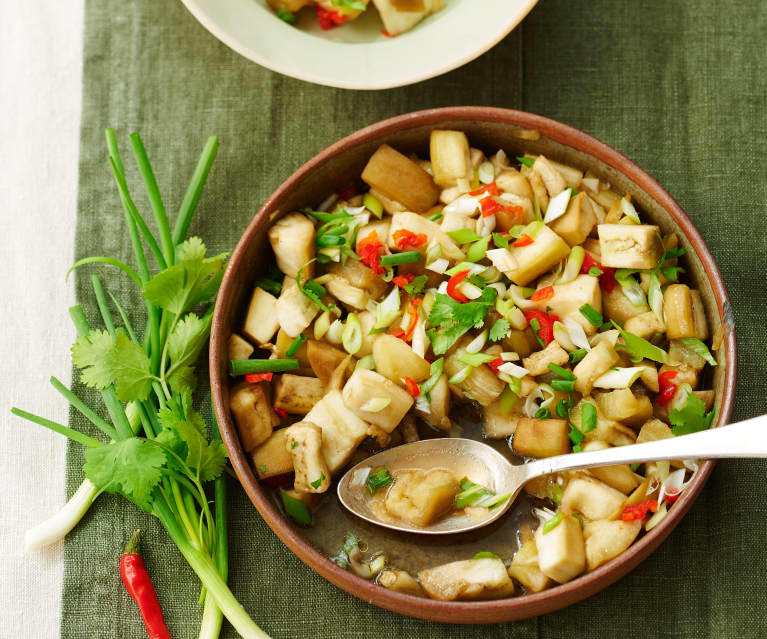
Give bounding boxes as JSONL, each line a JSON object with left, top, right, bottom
{"left": 3, "top": 1, "right": 767, "bottom": 638}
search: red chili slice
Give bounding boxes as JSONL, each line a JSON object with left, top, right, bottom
{"left": 657, "top": 370, "right": 679, "bottom": 406}
{"left": 358, "top": 231, "right": 384, "bottom": 275}
{"left": 403, "top": 298, "right": 422, "bottom": 341}
{"left": 580, "top": 252, "right": 617, "bottom": 293}
{"left": 403, "top": 376, "right": 420, "bottom": 397}
{"left": 523, "top": 309, "right": 559, "bottom": 345}
{"left": 488, "top": 355, "right": 504, "bottom": 374}
{"left": 469, "top": 182, "right": 499, "bottom": 197}
{"left": 446, "top": 270, "right": 470, "bottom": 303}
{"left": 316, "top": 5, "right": 347, "bottom": 29}
{"left": 274, "top": 407, "right": 288, "bottom": 418}
{"left": 245, "top": 372, "right": 273, "bottom": 383}
{"left": 621, "top": 499, "right": 658, "bottom": 522}
{"left": 530, "top": 285, "right": 554, "bottom": 302}
{"left": 392, "top": 229, "right": 427, "bottom": 249}
{"left": 391, "top": 273, "right": 415, "bottom": 288}
{"left": 337, "top": 182, "right": 357, "bottom": 200}
{"left": 513, "top": 234, "right": 534, "bottom": 247}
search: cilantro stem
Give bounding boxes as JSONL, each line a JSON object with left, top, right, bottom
{"left": 129, "top": 133, "right": 175, "bottom": 266}
{"left": 49, "top": 377, "right": 118, "bottom": 441}
{"left": 107, "top": 291, "right": 140, "bottom": 344}
{"left": 173, "top": 136, "right": 219, "bottom": 249}
{"left": 91, "top": 275, "right": 116, "bottom": 337}
{"left": 10, "top": 408, "right": 102, "bottom": 448}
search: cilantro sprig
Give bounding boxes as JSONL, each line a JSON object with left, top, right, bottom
{"left": 11, "top": 130, "right": 265, "bottom": 637}
{"left": 426, "top": 287, "right": 497, "bottom": 354}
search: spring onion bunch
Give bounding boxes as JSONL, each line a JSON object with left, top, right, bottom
{"left": 11, "top": 130, "right": 268, "bottom": 639}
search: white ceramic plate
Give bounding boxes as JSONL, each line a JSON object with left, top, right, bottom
{"left": 180, "top": 0, "right": 538, "bottom": 90}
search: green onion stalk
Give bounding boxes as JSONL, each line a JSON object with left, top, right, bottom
{"left": 12, "top": 130, "right": 269, "bottom": 638}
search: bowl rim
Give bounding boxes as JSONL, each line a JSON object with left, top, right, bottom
{"left": 210, "top": 106, "right": 737, "bottom": 623}
{"left": 178, "top": 0, "right": 538, "bottom": 90}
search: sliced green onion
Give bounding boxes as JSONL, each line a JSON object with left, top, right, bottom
{"left": 473, "top": 551, "right": 501, "bottom": 560}
{"left": 230, "top": 358, "right": 298, "bottom": 376}
{"left": 535, "top": 407, "right": 552, "bottom": 419}
{"left": 555, "top": 398, "right": 570, "bottom": 418}
{"left": 592, "top": 366, "right": 646, "bottom": 389}
{"left": 551, "top": 484, "right": 563, "bottom": 504}
{"left": 369, "top": 554, "right": 387, "bottom": 575}
{"left": 465, "top": 330, "right": 488, "bottom": 353}
{"left": 314, "top": 310, "right": 331, "bottom": 340}
{"left": 478, "top": 161, "right": 495, "bottom": 185}
{"left": 363, "top": 193, "right": 383, "bottom": 219}
{"left": 448, "top": 365, "right": 472, "bottom": 385}
{"left": 615, "top": 270, "right": 646, "bottom": 306}
{"left": 613, "top": 321, "right": 668, "bottom": 363}
{"left": 558, "top": 245, "right": 584, "bottom": 284}
{"left": 316, "top": 234, "right": 346, "bottom": 247}
{"left": 508, "top": 376, "right": 522, "bottom": 396}
{"left": 543, "top": 188, "right": 571, "bottom": 223}
{"left": 428, "top": 212, "right": 443, "bottom": 221}
{"left": 551, "top": 379, "right": 575, "bottom": 392}
{"left": 458, "top": 352, "right": 495, "bottom": 367}
{"left": 679, "top": 337, "right": 717, "bottom": 367}
{"left": 517, "top": 156, "right": 534, "bottom": 168}
{"left": 373, "top": 286, "right": 401, "bottom": 330}
{"left": 466, "top": 236, "right": 491, "bottom": 263}
{"left": 285, "top": 334, "right": 307, "bottom": 358}
{"left": 419, "top": 358, "right": 444, "bottom": 396}
{"left": 276, "top": 8, "right": 297, "bottom": 23}
{"left": 579, "top": 303, "right": 603, "bottom": 327}
{"left": 588, "top": 266, "right": 603, "bottom": 277}
{"left": 310, "top": 473, "right": 326, "bottom": 489}
{"left": 563, "top": 317, "right": 592, "bottom": 352}
{"left": 380, "top": 251, "right": 421, "bottom": 267}
{"left": 648, "top": 272, "right": 665, "bottom": 324}
{"left": 297, "top": 260, "right": 334, "bottom": 312}
{"left": 569, "top": 423, "right": 585, "bottom": 445}
{"left": 548, "top": 363, "right": 575, "bottom": 380}
{"left": 542, "top": 512, "right": 563, "bottom": 534}
{"left": 581, "top": 402, "right": 597, "bottom": 432}
{"left": 305, "top": 209, "right": 353, "bottom": 224}
{"left": 342, "top": 313, "right": 363, "bottom": 355}
{"left": 366, "top": 468, "right": 393, "bottom": 494}
{"left": 360, "top": 397, "right": 391, "bottom": 413}
{"left": 253, "top": 277, "right": 282, "bottom": 296}
{"left": 455, "top": 479, "right": 508, "bottom": 509}
{"left": 356, "top": 354, "right": 376, "bottom": 370}
{"left": 446, "top": 228, "right": 482, "bottom": 244}
{"left": 280, "top": 489, "right": 312, "bottom": 526}
{"left": 499, "top": 385, "right": 519, "bottom": 416}
{"left": 620, "top": 196, "right": 640, "bottom": 223}
{"left": 492, "top": 232, "right": 510, "bottom": 249}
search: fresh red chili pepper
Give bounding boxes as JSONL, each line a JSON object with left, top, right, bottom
{"left": 274, "top": 407, "right": 288, "bottom": 418}
{"left": 120, "top": 531, "right": 171, "bottom": 639}
{"left": 480, "top": 197, "right": 502, "bottom": 217}
{"left": 380, "top": 29, "right": 396, "bottom": 37}
{"left": 530, "top": 285, "right": 554, "bottom": 302}
{"left": 392, "top": 228, "right": 427, "bottom": 249}
{"left": 580, "top": 253, "right": 617, "bottom": 293}
{"left": 315, "top": 5, "right": 347, "bottom": 29}
{"left": 523, "top": 309, "right": 559, "bottom": 345}
{"left": 513, "top": 234, "right": 534, "bottom": 247}
{"left": 488, "top": 355, "right": 505, "bottom": 374}
{"left": 245, "top": 372, "right": 273, "bottom": 383}
{"left": 446, "top": 269, "right": 470, "bottom": 303}
{"left": 657, "top": 370, "right": 679, "bottom": 406}
{"left": 337, "top": 182, "right": 357, "bottom": 200}
{"left": 388, "top": 327, "right": 406, "bottom": 339}
{"left": 403, "top": 298, "right": 422, "bottom": 341}
{"left": 391, "top": 273, "right": 415, "bottom": 288}
{"left": 468, "top": 182, "right": 499, "bottom": 197}
{"left": 358, "top": 231, "right": 384, "bottom": 275}
{"left": 403, "top": 376, "right": 420, "bottom": 397}
{"left": 664, "top": 490, "right": 680, "bottom": 505}
{"left": 621, "top": 499, "right": 658, "bottom": 522}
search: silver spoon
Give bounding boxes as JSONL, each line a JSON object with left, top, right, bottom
{"left": 337, "top": 414, "right": 767, "bottom": 535}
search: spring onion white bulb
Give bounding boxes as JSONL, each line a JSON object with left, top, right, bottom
{"left": 25, "top": 478, "right": 98, "bottom": 551}
{"left": 356, "top": 355, "right": 376, "bottom": 370}
{"left": 508, "top": 305, "right": 527, "bottom": 331}
{"left": 543, "top": 188, "right": 571, "bottom": 223}
{"left": 411, "top": 317, "right": 429, "bottom": 358}
{"left": 616, "top": 271, "right": 646, "bottom": 306}
{"left": 501, "top": 351, "right": 520, "bottom": 361}
{"left": 486, "top": 248, "right": 517, "bottom": 274}
{"left": 489, "top": 282, "right": 507, "bottom": 297}
{"left": 509, "top": 285, "right": 537, "bottom": 310}
{"left": 478, "top": 161, "right": 495, "bottom": 184}
{"left": 581, "top": 177, "right": 600, "bottom": 192}
{"left": 414, "top": 395, "right": 431, "bottom": 414}
{"left": 592, "top": 366, "right": 646, "bottom": 389}
{"left": 620, "top": 196, "right": 640, "bottom": 223}
{"left": 318, "top": 193, "right": 338, "bottom": 212}
{"left": 444, "top": 194, "right": 480, "bottom": 216}
{"left": 559, "top": 246, "right": 585, "bottom": 284}
{"left": 645, "top": 502, "right": 668, "bottom": 531}
{"left": 437, "top": 281, "right": 449, "bottom": 295}
{"left": 459, "top": 281, "right": 483, "bottom": 300}
{"left": 425, "top": 243, "right": 442, "bottom": 265}
{"left": 563, "top": 317, "right": 592, "bottom": 351}
{"left": 342, "top": 313, "right": 363, "bottom": 355}
{"left": 648, "top": 272, "right": 665, "bottom": 325}
{"left": 476, "top": 213, "right": 496, "bottom": 237}
{"left": 327, "top": 319, "right": 345, "bottom": 344}
{"left": 426, "top": 258, "right": 449, "bottom": 274}
{"left": 351, "top": 467, "right": 371, "bottom": 487}
{"left": 314, "top": 310, "right": 331, "bottom": 340}
{"left": 360, "top": 397, "right": 391, "bottom": 413}
{"left": 497, "top": 362, "right": 529, "bottom": 378}
{"left": 374, "top": 286, "right": 401, "bottom": 330}
{"left": 553, "top": 321, "right": 577, "bottom": 351}
{"left": 524, "top": 383, "right": 556, "bottom": 417}
{"left": 670, "top": 383, "right": 693, "bottom": 411}
{"left": 448, "top": 366, "right": 472, "bottom": 385}
{"left": 369, "top": 554, "right": 387, "bottom": 576}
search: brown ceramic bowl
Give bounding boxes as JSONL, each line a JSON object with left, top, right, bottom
{"left": 210, "top": 107, "right": 736, "bottom": 623}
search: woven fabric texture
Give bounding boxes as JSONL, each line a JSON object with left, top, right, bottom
{"left": 63, "top": 0, "right": 767, "bottom": 637}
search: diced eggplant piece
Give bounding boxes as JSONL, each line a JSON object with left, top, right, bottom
{"left": 573, "top": 340, "right": 619, "bottom": 396}
{"left": 525, "top": 167, "right": 549, "bottom": 212}
{"left": 385, "top": 469, "right": 459, "bottom": 527}
{"left": 583, "top": 519, "right": 642, "bottom": 571}
{"left": 274, "top": 329, "right": 313, "bottom": 374}
{"left": 549, "top": 193, "right": 598, "bottom": 246}
{"left": 417, "top": 373, "right": 451, "bottom": 430}
{"left": 242, "top": 287, "right": 280, "bottom": 345}
{"left": 418, "top": 558, "right": 515, "bottom": 601}
{"left": 327, "top": 259, "right": 388, "bottom": 300}
{"left": 505, "top": 225, "right": 570, "bottom": 286}
{"left": 690, "top": 290, "right": 709, "bottom": 340}
{"left": 273, "top": 374, "right": 325, "bottom": 414}
{"left": 445, "top": 346, "right": 505, "bottom": 407}
{"left": 361, "top": 144, "right": 439, "bottom": 213}
{"left": 342, "top": 369, "right": 414, "bottom": 433}
{"left": 441, "top": 211, "right": 475, "bottom": 234}
{"left": 580, "top": 441, "right": 642, "bottom": 494}
{"left": 430, "top": 130, "right": 472, "bottom": 187}
{"left": 276, "top": 278, "right": 319, "bottom": 338}
{"left": 533, "top": 156, "right": 568, "bottom": 197}
{"left": 371, "top": 0, "right": 445, "bottom": 36}
{"left": 251, "top": 427, "right": 293, "bottom": 479}
{"left": 387, "top": 211, "right": 464, "bottom": 261}
{"left": 658, "top": 361, "right": 699, "bottom": 390}
{"left": 512, "top": 417, "right": 570, "bottom": 458}
{"left": 624, "top": 311, "right": 665, "bottom": 339}
{"left": 268, "top": 213, "right": 316, "bottom": 278}
{"left": 598, "top": 224, "right": 663, "bottom": 270}
{"left": 496, "top": 192, "right": 536, "bottom": 228}
{"left": 324, "top": 274, "right": 369, "bottom": 310}
{"left": 509, "top": 540, "right": 551, "bottom": 593}
{"left": 284, "top": 421, "right": 331, "bottom": 493}
{"left": 571, "top": 398, "right": 636, "bottom": 447}
{"left": 230, "top": 383, "right": 276, "bottom": 452}
{"left": 378, "top": 570, "right": 426, "bottom": 597}
{"left": 522, "top": 340, "right": 569, "bottom": 376}
{"left": 228, "top": 334, "right": 254, "bottom": 361}
{"left": 304, "top": 390, "right": 370, "bottom": 474}
{"left": 561, "top": 476, "right": 626, "bottom": 521}
{"left": 668, "top": 339, "right": 707, "bottom": 372}
{"left": 663, "top": 284, "right": 707, "bottom": 339}
{"left": 373, "top": 334, "right": 431, "bottom": 384}
{"left": 548, "top": 159, "right": 584, "bottom": 189}
{"left": 356, "top": 311, "right": 378, "bottom": 358}
{"left": 369, "top": 188, "right": 407, "bottom": 215}
{"left": 535, "top": 513, "right": 586, "bottom": 584}
{"left": 593, "top": 389, "right": 653, "bottom": 427}
{"left": 496, "top": 168, "right": 534, "bottom": 201}
{"left": 602, "top": 284, "right": 650, "bottom": 323}
{"left": 503, "top": 329, "right": 535, "bottom": 358}
{"left": 539, "top": 274, "right": 602, "bottom": 335}
{"left": 483, "top": 401, "right": 523, "bottom": 438}
{"left": 307, "top": 340, "right": 349, "bottom": 386}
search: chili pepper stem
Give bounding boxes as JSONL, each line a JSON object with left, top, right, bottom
{"left": 124, "top": 529, "right": 142, "bottom": 556}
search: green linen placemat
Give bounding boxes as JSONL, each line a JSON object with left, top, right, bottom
{"left": 62, "top": 0, "right": 767, "bottom": 637}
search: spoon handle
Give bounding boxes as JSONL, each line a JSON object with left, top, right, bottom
{"left": 525, "top": 414, "right": 767, "bottom": 479}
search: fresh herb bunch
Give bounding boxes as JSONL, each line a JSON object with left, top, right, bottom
{"left": 12, "top": 129, "right": 268, "bottom": 639}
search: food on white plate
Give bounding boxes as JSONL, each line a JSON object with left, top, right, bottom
{"left": 228, "top": 131, "right": 717, "bottom": 600}
{"left": 267, "top": 0, "right": 445, "bottom": 36}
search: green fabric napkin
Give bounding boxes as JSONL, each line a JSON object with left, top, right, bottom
{"left": 63, "top": 0, "right": 767, "bottom": 637}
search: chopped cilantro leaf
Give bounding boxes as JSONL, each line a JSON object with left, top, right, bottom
{"left": 426, "top": 288, "right": 497, "bottom": 354}
{"left": 489, "top": 318, "right": 511, "bottom": 342}
{"left": 670, "top": 393, "right": 715, "bottom": 436}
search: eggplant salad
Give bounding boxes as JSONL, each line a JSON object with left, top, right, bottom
{"left": 228, "top": 130, "right": 718, "bottom": 600}
{"left": 268, "top": 0, "right": 444, "bottom": 36}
